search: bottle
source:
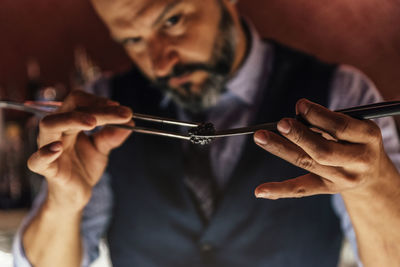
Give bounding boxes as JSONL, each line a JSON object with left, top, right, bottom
{"left": 0, "top": 122, "right": 30, "bottom": 209}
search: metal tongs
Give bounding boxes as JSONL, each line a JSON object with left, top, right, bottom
{"left": 0, "top": 100, "right": 202, "bottom": 142}
{"left": 0, "top": 100, "right": 400, "bottom": 145}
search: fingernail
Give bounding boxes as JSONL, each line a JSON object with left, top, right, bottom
{"left": 118, "top": 107, "right": 132, "bottom": 117}
{"left": 255, "top": 190, "right": 271, "bottom": 199}
{"left": 254, "top": 131, "right": 268, "bottom": 145}
{"left": 49, "top": 142, "right": 62, "bottom": 152}
{"left": 298, "top": 99, "right": 310, "bottom": 115}
{"left": 83, "top": 115, "right": 96, "bottom": 125}
{"left": 277, "top": 119, "right": 291, "bottom": 134}
{"left": 106, "top": 100, "right": 120, "bottom": 106}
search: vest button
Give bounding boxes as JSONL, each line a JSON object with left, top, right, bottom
{"left": 200, "top": 243, "right": 213, "bottom": 252}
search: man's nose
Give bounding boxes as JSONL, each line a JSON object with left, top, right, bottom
{"left": 149, "top": 41, "right": 179, "bottom": 78}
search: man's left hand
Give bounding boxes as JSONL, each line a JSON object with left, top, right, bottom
{"left": 253, "top": 98, "right": 398, "bottom": 199}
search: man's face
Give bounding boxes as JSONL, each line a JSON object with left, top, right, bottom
{"left": 91, "top": 0, "right": 238, "bottom": 113}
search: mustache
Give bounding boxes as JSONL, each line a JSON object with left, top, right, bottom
{"left": 156, "top": 61, "right": 230, "bottom": 85}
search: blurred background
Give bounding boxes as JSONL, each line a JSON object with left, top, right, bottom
{"left": 0, "top": 0, "right": 399, "bottom": 266}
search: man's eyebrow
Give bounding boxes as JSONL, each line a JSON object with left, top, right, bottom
{"left": 113, "top": 1, "right": 184, "bottom": 44}
{"left": 152, "top": 0, "right": 183, "bottom": 27}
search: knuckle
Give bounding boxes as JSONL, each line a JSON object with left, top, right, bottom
{"left": 323, "top": 180, "right": 337, "bottom": 194}
{"left": 306, "top": 103, "right": 317, "bottom": 116}
{"left": 38, "top": 114, "right": 58, "bottom": 130}
{"left": 354, "top": 147, "right": 374, "bottom": 172}
{"left": 365, "top": 121, "right": 382, "bottom": 141}
{"left": 70, "top": 111, "right": 87, "bottom": 122}
{"left": 27, "top": 153, "right": 39, "bottom": 173}
{"left": 39, "top": 116, "right": 50, "bottom": 130}
{"left": 70, "top": 89, "right": 85, "bottom": 99}
{"left": 335, "top": 170, "right": 362, "bottom": 189}
{"left": 274, "top": 143, "right": 286, "bottom": 155}
{"left": 95, "top": 96, "right": 112, "bottom": 106}
{"left": 295, "top": 154, "right": 315, "bottom": 170}
{"left": 357, "top": 161, "right": 371, "bottom": 173}
{"left": 287, "top": 181, "right": 308, "bottom": 198}
{"left": 66, "top": 91, "right": 78, "bottom": 103}
{"left": 291, "top": 126, "right": 304, "bottom": 145}
{"left": 343, "top": 174, "right": 363, "bottom": 189}
{"left": 27, "top": 157, "right": 34, "bottom": 172}
{"left": 46, "top": 111, "right": 87, "bottom": 125}
{"left": 70, "top": 111, "right": 92, "bottom": 123}
{"left": 314, "top": 144, "right": 333, "bottom": 163}
{"left": 66, "top": 90, "right": 87, "bottom": 104}
{"left": 333, "top": 116, "right": 350, "bottom": 137}
{"left": 294, "top": 187, "right": 307, "bottom": 197}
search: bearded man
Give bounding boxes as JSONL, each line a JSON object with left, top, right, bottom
{"left": 13, "top": 0, "right": 400, "bottom": 266}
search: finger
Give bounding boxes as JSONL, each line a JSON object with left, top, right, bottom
{"left": 254, "top": 130, "right": 347, "bottom": 179}
{"left": 39, "top": 111, "right": 97, "bottom": 135}
{"left": 91, "top": 120, "right": 134, "bottom": 155}
{"left": 76, "top": 105, "right": 132, "bottom": 126}
{"left": 38, "top": 111, "right": 97, "bottom": 146}
{"left": 38, "top": 106, "right": 132, "bottom": 146}
{"left": 255, "top": 173, "right": 333, "bottom": 200}
{"left": 27, "top": 141, "right": 63, "bottom": 178}
{"left": 296, "top": 98, "right": 381, "bottom": 143}
{"left": 59, "top": 90, "right": 119, "bottom": 112}
{"left": 276, "top": 118, "right": 366, "bottom": 166}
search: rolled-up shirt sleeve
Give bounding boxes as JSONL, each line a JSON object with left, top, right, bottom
{"left": 328, "top": 65, "right": 400, "bottom": 267}
{"left": 12, "top": 173, "right": 113, "bottom": 267}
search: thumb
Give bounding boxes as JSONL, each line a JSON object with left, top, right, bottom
{"left": 254, "top": 174, "right": 330, "bottom": 200}
{"left": 92, "top": 121, "right": 134, "bottom": 155}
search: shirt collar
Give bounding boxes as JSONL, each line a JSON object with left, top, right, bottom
{"left": 225, "top": 20, "right": 272, "bottom": 106}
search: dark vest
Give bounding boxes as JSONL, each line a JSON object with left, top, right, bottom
{"left": 106, "top": 42, "right": 342, "bottom": 267}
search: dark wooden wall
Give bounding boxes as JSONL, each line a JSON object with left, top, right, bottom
{"left": 0, "top": 0, "right": 130, "bottom": 96}
{"left": 0, "top": 0, "right": 399, "bottom": 100}
{"left": 238, "top": 0, "right": 400, "bottom": 100}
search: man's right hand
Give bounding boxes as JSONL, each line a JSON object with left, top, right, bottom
{"left": 27, "top": 90, "right": 133, "bottom": 212}
{"left": 22, "top": 90, "right": 132, "bottom": 267}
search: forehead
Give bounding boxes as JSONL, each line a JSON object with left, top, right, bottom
{"left": 93, "top": 0, "right": 190, "bottom": 30}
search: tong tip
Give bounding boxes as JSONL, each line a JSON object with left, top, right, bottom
{"left": 188, "top": 122, "right": 216, "bottom": 145}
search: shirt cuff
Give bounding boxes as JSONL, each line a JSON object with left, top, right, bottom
{"left": 12, "top": 182, "right": 48, "bottom": 267}
{"left": 12, "top": 227, "right": 32, "bottom": 267}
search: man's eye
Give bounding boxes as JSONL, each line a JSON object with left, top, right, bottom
{"left": 165, "top": 14, "right": 182, "bottom": 28}
{"left": 123, "top": 37, "right": 142, "bottom": 46}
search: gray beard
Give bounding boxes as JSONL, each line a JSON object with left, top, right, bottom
{"left": 154, "top": 4, "right": 237, "bottom": 114}
{"left": 162, "top": 73, "right": 227, "bottom": 113}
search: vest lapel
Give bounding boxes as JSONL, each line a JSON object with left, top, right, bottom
{"left": 201, "top": 41, "right": 336, "bottom": 233}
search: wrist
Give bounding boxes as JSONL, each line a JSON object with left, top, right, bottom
{"left": 342, "top": 162, "right": 400, "bottom": 204}
{"left": 45, "top": 182, "right": 93, "bottom": 214}
{"left": 42, "top": 197, "right": 85, "bottom": 220}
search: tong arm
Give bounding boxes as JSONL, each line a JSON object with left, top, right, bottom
{"left": 191, "top": 100, "right": 400, "bottom": 139}
{"left": 0, "top": 100, "right": 196, "bottom": 141}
